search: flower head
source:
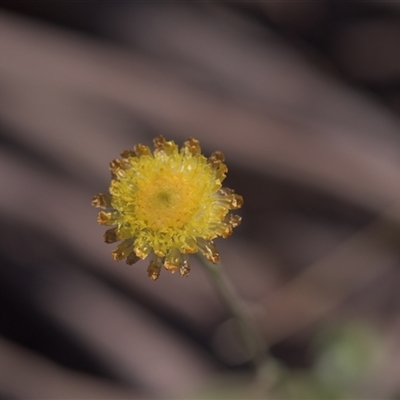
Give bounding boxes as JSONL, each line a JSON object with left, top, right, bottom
{"left": 92, "top": 136, "right": 243, "bottom": 280}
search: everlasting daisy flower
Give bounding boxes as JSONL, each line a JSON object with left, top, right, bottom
{"left": 92, "top": 136, "right": 243, "bottom": 280}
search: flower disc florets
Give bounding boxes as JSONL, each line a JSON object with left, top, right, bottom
{"left": 92, "top": 136, "right": 243, "bottom": 280}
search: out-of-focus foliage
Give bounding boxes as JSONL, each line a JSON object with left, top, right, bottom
{"left": 197, "top": 322, "right": 386, "bottom": 399}
{"left": 313, "top": 323, "right": 385, "bottom": 389}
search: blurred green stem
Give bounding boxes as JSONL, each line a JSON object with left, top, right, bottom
{"left": 197, "top": 254, "right": 271, "bottom": 383}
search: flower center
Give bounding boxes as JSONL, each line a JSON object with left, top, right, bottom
{"left": 135, "top": 171, "right": 199, "bottom": 231}
{"left": 156, "top": 191, "right": 173, "bottom": 205}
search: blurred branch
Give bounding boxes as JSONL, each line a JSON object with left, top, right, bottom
{"left": 0, "top": 336, "right": 138, "bottom": 399}
{"left": 257, "top": 206, "right": 400, "bottom": 344}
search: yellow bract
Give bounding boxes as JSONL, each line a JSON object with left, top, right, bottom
{"left": 92, "top": 136, "right": 243, "bottom": 280}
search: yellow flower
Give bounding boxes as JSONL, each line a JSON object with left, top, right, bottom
{"left": 92, "top": 136, "right": 243, "bottom": 280}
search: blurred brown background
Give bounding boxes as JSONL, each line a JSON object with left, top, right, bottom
{"left": 1, "top": 2, "right": 400, "bottom": 399}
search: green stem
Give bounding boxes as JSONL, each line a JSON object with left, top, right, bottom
{"left": 197, "top": 254, "right": 269, "bottom": 378}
